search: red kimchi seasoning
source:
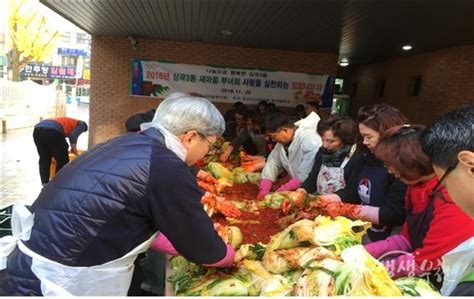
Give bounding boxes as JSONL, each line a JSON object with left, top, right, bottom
{"left": 221, "top": 183, "right": 259, "bottom": 200}
{"left": 213, "top": 208, "right": 282, "bottom": 244}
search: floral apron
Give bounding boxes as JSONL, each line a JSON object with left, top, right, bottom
{"left": 316, "top": 145, "right": 356, "bottom": 195}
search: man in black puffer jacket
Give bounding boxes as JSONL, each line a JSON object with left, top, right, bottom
{"left": 0, "top": 94, "right": 235, "bottom": 296}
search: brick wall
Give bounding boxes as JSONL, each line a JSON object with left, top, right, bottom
{"left": 344, "top": 46, "right": 474, "bottom": 124}
{"left": 89, "top": 37, "right": 337, "bottom": 145}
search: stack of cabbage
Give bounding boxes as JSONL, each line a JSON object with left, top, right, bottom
{"left": 207, "top": 162, "right": 261, "bottom": 186}
{"left": 199, "top": 140, "right": 240, "bottom": 166}
{"left": 168, "top": 216, "right": 440, "bottom": 296}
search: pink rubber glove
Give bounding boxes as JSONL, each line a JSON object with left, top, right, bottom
{"left": 358, "top": 205, "right": 381, "bottom": 224}
{"left": 364, "top": 234, "right": 412, "bottom": 259}
{"left": 149, "top": 233, "right": 179, "bottom": 255}
{"left": 276, "top": 178, "right": 301, "bottom": 192}
{"left": 383, "top": 253, "right": 419, "bottom": 279}
{"left": 203, "top": 244, "right": 235, "bottom": 268}
{"left": 257, "top": 179, "right": 273, "bottom": 200}
{"left": 319, "top": 194, "right": 341, "bottom": 203}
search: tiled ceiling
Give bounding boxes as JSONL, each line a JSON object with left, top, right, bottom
{"left": 40, "top": 0, "right": 474, "bottom": 66}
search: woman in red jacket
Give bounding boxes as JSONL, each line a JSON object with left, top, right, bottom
{"left": 365, "top": 124, "right": 474, "bottom": 289}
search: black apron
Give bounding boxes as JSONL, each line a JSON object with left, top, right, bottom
{"left": 406, "top": 191, "right": 444, "bottom": 290}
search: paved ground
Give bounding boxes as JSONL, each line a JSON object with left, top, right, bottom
{"left": 1, "top": 127, "right": 43, "bottom": 209}
{"left": 1, "top": 104, "right": 89, "bottom": 209}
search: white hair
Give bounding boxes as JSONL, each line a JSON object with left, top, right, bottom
{"left": 150, "top": 93, "right": 225, "bottom": 136}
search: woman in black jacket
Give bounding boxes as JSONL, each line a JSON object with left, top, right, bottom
{"left": 320, "top": 104, "right": 408, "bottom": 242}
{"left": 301, "top": 116, "right": 364, "bottom": 195}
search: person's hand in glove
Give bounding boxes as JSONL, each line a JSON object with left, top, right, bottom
{"left": 357, "top": 205, "right": 381, "bottom": 224}
{"left": 219, "top": 145, "right": 234, "bottom": 163}
{"left": 70, "top": 144, "right": 79, "bottom": 156}
{"left": 364, "top": 234, "right": 412, "bottom": 259}
{"left": 321, "top": 202, "right": 380, "bottom": 224}
{"left": 149, "top": 233, "right": 179, "bottom": 255}
{"left": 275, "top": 178, "right": 301, "bottom": 192}
{"left": 240, "top": 158, "right": 266, "bottom": 172}
{"left": 382, "top": 254, "right": 418, "bottom": 279}
{"left": 256, "top": 179, "right": 273, "bottom": 200}
{"left": 319, "top": 193, "right": 342, "bottom": 203}
{"left": 203, "top": 244, "right": 236, "bottom": 268}
{"left": 316, "top": 194, "right": 342, "bottom": 208}
{"left": 320, "top": 201, "right": 361, "bottom": 219}
{"left": 197, "top": 169, "right": 218, "bottom": 184}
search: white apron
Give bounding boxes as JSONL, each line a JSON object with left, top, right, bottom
{"left": 316, "top": 145, "right": 356, "bottom": 195}
{"left": 0, "top": 204, "right": 158, "bottom": 296}
{"left": 262, "top": 112, "right": 322, "bottom": 182}
{"left": 441, "top": 237, "right": 474, "bottom": 295}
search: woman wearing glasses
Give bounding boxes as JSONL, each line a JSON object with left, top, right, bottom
{"left": 0, "top": 94, "right": 235, "bottom": 295}
{"left": 365, "top": 124, "right": 474, "bottom": 289}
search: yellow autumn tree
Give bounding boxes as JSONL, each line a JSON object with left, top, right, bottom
{"left": 9, "top": 0, "right": 60, "bottom": 81}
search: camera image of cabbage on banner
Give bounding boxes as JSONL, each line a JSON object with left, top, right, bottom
{"left": 130, "top": 59, "right": 335, "bottom": 108}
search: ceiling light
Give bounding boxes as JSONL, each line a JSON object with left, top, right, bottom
{"left": 402, "top": 45, "right": 412, "bottom": 51}
{"left": 221, "top": 30, "right": 232, "bottom": 36}
{"left": 339, "top": 61, "right": 349, "bottom": 67}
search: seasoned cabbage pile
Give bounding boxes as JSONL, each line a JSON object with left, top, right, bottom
{"left": 168, "top": 216, "right": 441, "bottom": 296}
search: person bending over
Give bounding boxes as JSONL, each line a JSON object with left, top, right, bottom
{"left": 1, "top": 94, "right": 234, "bottom": 296}
{"left": 33, "top": 117, "right": 87, "bottom": 185}
{"left": 257, "top": 112, "right": 322, "bottom": 199}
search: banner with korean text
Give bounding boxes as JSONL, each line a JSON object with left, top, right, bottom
{"left": 130, "top": 59, "right": 335, "bottom": 107}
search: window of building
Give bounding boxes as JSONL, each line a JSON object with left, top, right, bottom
{"left": 61, "top": 56, "right": 77, "bottom": 67}
{"left": 61, "top": 32, "right": 71, "bottom": 43}
{"left": 77, "top": 86, "right": 90, "bottom": 96}
{"left": 76, "top": 32, "right": 88, "bottom": 44}
{"left": 335, "top": 78, "right": 344, "bottom": 95}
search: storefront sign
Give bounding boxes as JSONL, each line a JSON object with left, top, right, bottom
{"left": 82, "top": 69, "right": 90, "bottom": 80}
{"left": 130, "top": 59, "right": 335, "bottom": 107}
{"left": 49, "top": 66, "right": 76, "bottom": 79}
{"left": 21, "top": 64, "right": 78, "bottom": 79}
{"left": 20, "top": 64, "right": 50, "bottom": 78}
{"left": 57, "top": 47, "right": 90, "bottom": 57}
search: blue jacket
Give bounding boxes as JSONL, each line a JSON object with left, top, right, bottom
{"left": 2, "top": 128, "right": 227, "bottom": 295}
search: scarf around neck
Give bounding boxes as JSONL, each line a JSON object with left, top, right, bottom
{"left": 320, "top": 145, "right": 353, "bottom": 167}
